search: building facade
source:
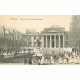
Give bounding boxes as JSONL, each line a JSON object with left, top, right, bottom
{"left": 22, "top": 25, "right": 69, "bottom": 51}
{"left": 41, "top": 26, "right": 68, "bottom": 48}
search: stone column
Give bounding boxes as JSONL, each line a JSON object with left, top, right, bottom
{"left": 41, "top": 36, "right": 44, "bottom": 48}
{"left": 54, "top": 35, "right": 56, "bottom": 48}
{"left": 50, "top": 35, "right": 52, "bottom": 48}
{"left": 63, "top": 35, "right": 64, "bottom": 48}
{"left": 46, "top": 35, "right": 47, "bottom": 48}
{"left": 59, "top": 35, "right": 60, "bottom": 48}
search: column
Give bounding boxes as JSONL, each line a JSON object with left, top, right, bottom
{"left": 41, "top": 36, "right": 44, "bottom": 48}
{"left": 50, "top": 35, "right": 52, "bottom": 48}
{"left": 54, "top": 35, "right": 56, "bottom": 48}
{"left": 59, "top": 35, "right": 60, "bottom": 48}
{"left": 46, "top": 35, "right": 47, "bottom": 48}
{"left": 63, "top": 35, "right": 64, "bottom": 48}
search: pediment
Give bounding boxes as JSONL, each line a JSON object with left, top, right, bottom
{"left": 47, "top": 28, "right": 64, "bottom": 32}
{"left": 42, "top": 27, "right": 65, "bottom": 33}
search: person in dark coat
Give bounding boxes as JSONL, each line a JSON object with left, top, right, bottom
{"left": 28, "top": 58, "right": 32, "bottom": 65}
{"left": 24, "top": 58, "right": 27, "bottom": 65}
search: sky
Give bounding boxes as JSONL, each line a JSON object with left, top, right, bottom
{"left": 0, "top": 15, "right": 72, "bottom": 33}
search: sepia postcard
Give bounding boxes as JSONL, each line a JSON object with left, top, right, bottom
{"left": 0, "top": 15, "right": 80, "bottom": 65}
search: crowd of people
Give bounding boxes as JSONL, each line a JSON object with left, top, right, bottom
{"left": 24, "top": 50, "right": 80, "bottom": 65}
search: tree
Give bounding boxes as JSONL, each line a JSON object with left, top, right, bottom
{"left": 69, "top": 15, "right": 80, "bottom": 49}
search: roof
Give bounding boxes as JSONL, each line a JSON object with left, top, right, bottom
{"left": 41, "top": 25, "right": 65, "bottom": 33}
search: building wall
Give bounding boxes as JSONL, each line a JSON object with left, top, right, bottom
{"left": 22, "top": 33, "right": 69, "bottom": 49}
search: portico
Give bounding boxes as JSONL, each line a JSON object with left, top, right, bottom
{"left": 43, "top": 35, "right": 64, "bottom": 48}
{"left": 41, "top": 26, "right": 66, "bottom": 48}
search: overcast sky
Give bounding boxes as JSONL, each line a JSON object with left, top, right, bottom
{"left": 0, "top": 15, "right": 72, "bottom": 33}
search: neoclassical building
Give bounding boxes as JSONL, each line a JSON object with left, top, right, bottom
{"left": 41, "top": 26, "right": 68, "bottom": 48}
{"left": 22, "top": 25, "right": 69, "bottom": 50}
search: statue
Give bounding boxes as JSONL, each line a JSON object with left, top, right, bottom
{"left": 36, "top": 38, "right": 41, "bottom": 47}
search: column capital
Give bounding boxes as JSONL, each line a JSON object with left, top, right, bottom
{"left": 45, "top": 35, "right": 48, "bottom": 37}
{"left": 58, "top": 34, "right": 61, "bottom": 36}
{"left": 54, "top": 34, "right": 56, "bottom": 36}
{"left": 49, "top": 35, "right": 52, "bottom": 36}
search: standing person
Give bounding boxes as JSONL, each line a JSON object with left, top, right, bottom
{"left": 38, "top": 59, "right": 41, "bottom": 65}
{"left": 24, "top": 57, "right": 27, "bottom": 65}
{"left": 29, "top": 58, "right": 32, "bottom": 65}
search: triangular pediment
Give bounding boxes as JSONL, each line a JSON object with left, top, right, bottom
{"left": 42, "top": 27, "right": 65, "bottom": 33}
{"left": 47, "top": 28, "right": 64, "bottom": 32}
